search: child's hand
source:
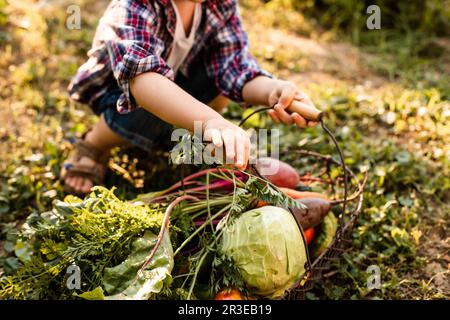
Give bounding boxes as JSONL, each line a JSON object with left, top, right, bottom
{"left": 203, "top": 118, "right": 250, "bottom": 170}
{"left": 267, "top": 81, "right": 319, "bottom": 128}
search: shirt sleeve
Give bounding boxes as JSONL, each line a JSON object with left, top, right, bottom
{"left": 102, "top": 1, "right": 174, "bottom": 113}
{"left": 205, "top": 2, "right": 272, "bottom": 103}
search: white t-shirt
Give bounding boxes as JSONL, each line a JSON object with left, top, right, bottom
{"left": 167, "top": 1, "right": 202, "bottom": 73}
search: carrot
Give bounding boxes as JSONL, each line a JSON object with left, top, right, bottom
{"left": 255, "top": 188, "right": 328, "bottom": 208}
{"left": 303, "top": 228, "right": 315, "bottom": 245}
{"left": 279, "top": 187, "right": 329, "bottom": 201}
{"left": 255, "top": 199, "right": 268, "bottom": 208}
{"left": 255, "top": 157, "right": 300, "bottom": 189}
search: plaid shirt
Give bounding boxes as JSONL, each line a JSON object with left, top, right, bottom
{"left": 68, "top": 0, "right": 271, "bottom": 113}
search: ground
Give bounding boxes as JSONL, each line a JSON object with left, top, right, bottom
{"left": 0, "top": 0, "right": 449, "bottom": 299}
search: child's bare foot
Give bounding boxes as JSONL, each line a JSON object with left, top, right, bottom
{"left": 60, "top": 131, "right": 110, "bottom": 196}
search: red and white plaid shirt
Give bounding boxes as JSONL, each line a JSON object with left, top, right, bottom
{"left": 68, "top": 0, "right": 271, "bottom": 113}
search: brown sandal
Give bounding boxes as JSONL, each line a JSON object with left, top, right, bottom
{"left": 60, "top": 137, "right": 110, "bottom": 196}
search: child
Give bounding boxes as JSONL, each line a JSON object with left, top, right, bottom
{"left": 61, "top": 0, "right": 319, "bottom": 195}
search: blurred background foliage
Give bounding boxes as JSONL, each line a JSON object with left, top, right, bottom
{"left": 287, "top": 0, "right": 449, "bottom": 38}
{"left": 244, "top": 0, "right": 450, "bottom": 96}
{"left": 0, "top": 0, "right": 449, "bottom": 299}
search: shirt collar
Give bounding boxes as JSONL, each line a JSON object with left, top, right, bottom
{"left": 155, "top": 0, "right": 234, "bottom": 18}
{"left": 154, "top": 0, "right": 235, "bottom": 38}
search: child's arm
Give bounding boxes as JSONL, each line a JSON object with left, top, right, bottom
{"left": 130, "top": 72, "right": 250, "bottom": 169}
{"left": 91, "top": 1, "right": 250, "bottom": 169}
{"left": 243, "top": 76, "right": 319, "bottom": 128}
{"left": 202, "top": 2, "right": 318, "bottom": 128}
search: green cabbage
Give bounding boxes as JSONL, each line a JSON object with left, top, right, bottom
{"left": 220, "top": 206, "right": 307, "bottom": 298}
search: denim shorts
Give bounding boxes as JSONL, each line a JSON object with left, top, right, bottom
{"left": 91, "top": 62, "right": 219, "bottom": 152}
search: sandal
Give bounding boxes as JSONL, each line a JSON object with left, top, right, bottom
{"left": 60, "top": 135, "right": 110, "bottom": 197}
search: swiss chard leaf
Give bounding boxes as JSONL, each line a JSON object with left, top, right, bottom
{"left": 101, "top": 231, "right": 174, "bottom": 300}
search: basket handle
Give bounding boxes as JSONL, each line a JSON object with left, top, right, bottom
{"left": 287, "top": 100, "right": 324, "bottom": 122}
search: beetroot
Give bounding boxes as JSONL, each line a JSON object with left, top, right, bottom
{"left": 290, "top": 197, "right": 332, "bottom": 229}
{"left": 255, "top": 157, "right": 300, "bottom": 188}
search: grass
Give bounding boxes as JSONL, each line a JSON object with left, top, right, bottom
{"left": 0, "top": 0, "right": 449, "bottom": 299}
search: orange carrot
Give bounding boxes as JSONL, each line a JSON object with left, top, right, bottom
{"left": 303, "top": 228, "right": 315, "bottom": 245}
{"left": 255, "top": 200, "right": 268, "bottom": 208}
{"left": 255, "top": 188, "right": 328, "bottom": 208}
{"left": 279, "top": 187, "right": 329, "bottom": 201}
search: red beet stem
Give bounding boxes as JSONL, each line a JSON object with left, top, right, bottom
{"left": 137, "top": 195, "right": 199, "bottom": 277}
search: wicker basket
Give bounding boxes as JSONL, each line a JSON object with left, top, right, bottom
{"left": 279, "top": 149, "right": 366, "bottom": 300}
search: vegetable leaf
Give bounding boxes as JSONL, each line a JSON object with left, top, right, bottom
{"left": 245, "top": 176, "right": 305, "bottom": 209}
{"left": 102, "top": 231, "right": 174, "bottom": 300}
{"left": 75, "top": 287, "right": 105, "bottom": 300}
